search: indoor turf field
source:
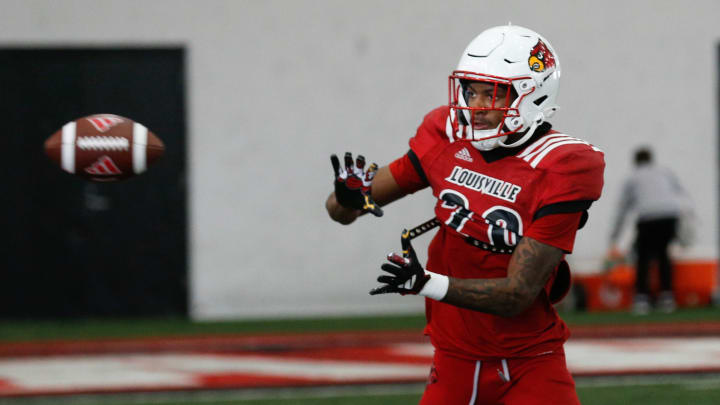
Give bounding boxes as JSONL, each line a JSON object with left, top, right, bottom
{"left": 5, "top": 379, "right": 720, "bottom": 405}
{"left": 0, "top": 307, "right": 719, "bottom": 404}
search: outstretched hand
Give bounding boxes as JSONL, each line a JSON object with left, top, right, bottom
{"left": 370, "top": 229, "right": 430, "bottom": 295}
{"left": 331, "top": 152, "right": 383, "bottom": 217}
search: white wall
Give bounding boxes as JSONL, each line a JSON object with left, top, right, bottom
{"left": 3, "top": 0, "right": 719, "bottom": 319}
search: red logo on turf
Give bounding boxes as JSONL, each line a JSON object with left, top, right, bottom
{"left": 86, "top": 114, "right": 124, "bottom": 133}
{"left": 85, "top": 155, "right": 122, "bottom": 175}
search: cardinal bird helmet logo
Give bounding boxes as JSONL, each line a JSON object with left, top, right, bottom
{"left": 528, "top": 39, "right": 556, "bottom": 73}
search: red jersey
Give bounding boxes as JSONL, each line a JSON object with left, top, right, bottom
{"left": 389, "top": 106, "right": 605, "bottom": 359}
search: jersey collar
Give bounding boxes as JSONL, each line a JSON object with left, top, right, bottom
{"left": 479, "top": 122, "right": 553, "bottom": 163}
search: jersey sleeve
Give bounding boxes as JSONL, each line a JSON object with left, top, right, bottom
{"left": 534, "top": 144, "right": 605, "bottom": 219}
{"left": 525, "top": 211, "right": 583, "bottom": 252}
{"left": 388, "top": 153, "right": 428, "bottom": 194}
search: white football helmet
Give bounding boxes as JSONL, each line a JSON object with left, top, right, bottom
{"left": 449, "top": 25, "right": 561, "bottom": 150}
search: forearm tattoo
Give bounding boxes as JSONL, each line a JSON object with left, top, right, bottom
{"left": 443, "top": 237, "right": 563, "bottom": 316}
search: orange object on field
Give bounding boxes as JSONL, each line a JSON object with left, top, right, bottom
{"left": 574, "top": 265, "right": 634, "bottom": 311}
{"left": 673, "top": 261, "right": 717, "bottom": 307}
{"left": 573, "top": 260, "right": 717, "bottom": 311}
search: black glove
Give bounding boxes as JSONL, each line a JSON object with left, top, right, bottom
{"left": 331, "top": 152, "right": 383, "bottom": 217}
{"left": 370, "top": 229, "right": 429, "bottom": 295}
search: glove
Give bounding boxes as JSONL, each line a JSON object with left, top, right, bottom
{"left": 370, "top": 229, "right": 430, "bottom": 295}
{"left": 331, "top": 152, "right": 383, "bottom": 217}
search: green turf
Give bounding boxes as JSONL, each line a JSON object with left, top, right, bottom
{"left": 195, "top": 384, "right": 718, "bottom": 405}
{"left": 560, "top": 306, "right": 720, "bottom": 325}
{"left": 578, "top": 382, "right": 720, "bottom": 405}
{"left": 0, "top": 306, "right": 718, "bottom": 341}
{"left": 0, "top": 314, "right": 426, "bottom": 341}
{"left": 133, "top": 393, "right": 422, "bottom": 405}
{"left": 0, "top": 393, "right": 424, "bottom": 405}
{"left": 9, "top": 382, "right": 720, "bottom": 405}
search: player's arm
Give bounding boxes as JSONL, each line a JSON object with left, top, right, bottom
{"left": 371, "top": 216, "right": 574, "bottom": 317}
{"left": 443, "top": 237, "right": 563, "bottom": 316}
{"left": 326, "top": 165, "right": 408, "bottom": 224}
{"left": 370, "top": 234, "right": 562, "bottom": 317}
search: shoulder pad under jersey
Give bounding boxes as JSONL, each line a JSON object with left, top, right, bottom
{"left": 516, "top": 132, "right": 604, "bottom": 171}
{"left": 517, "top": 132, "right": 605, "bottom": 202}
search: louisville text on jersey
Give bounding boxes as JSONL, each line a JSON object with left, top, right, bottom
{"left": 445, "top": 166, "right": 522, "bottom": 203}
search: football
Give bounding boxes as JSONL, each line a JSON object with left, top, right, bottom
{"left": 44, "top": 114, "right": 164, "bottom": 181}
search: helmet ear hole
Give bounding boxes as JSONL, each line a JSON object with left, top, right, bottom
{"left": 533, "top": 95, "right": 548, "bottom": 106}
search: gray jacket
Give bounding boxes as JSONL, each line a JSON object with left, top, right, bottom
{"left": 610, "top": 163, "right": 690, "bottom": 241}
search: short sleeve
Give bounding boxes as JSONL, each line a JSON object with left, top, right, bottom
{"left": 388, "top": 153, "right": 428, "bottom": 194}
{"left": 527, "top": 140, "right": 605, "bottom": 252}
{"left": 535, "top": 145, "right": 605, "bottom": 215}
{"left": 525, "top": 211, "right": 583, "bottom": 253}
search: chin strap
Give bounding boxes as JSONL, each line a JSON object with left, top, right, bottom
{"left": 469, "top": 124, "right": 507, "bottom": 151}
{"left": 498, "top": 119, "right": 540, "bottom": 149}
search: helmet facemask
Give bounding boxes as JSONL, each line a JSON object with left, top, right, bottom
{"left": 449, "top": 72, "right": 536, "bottom": 151}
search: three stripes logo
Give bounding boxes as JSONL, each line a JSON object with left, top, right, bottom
{"left": 454, "top": 147, "right": 473, "bottom": 162}
{"left": 86, "top": 115, "right": 124, "bottom": 133}
{"left": 84, "top": 155, "right": 122, "bottom": 176}
{"left": 517, "top": 134, "right": 601, "bottom": 169}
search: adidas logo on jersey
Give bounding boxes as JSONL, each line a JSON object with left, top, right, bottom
{"left": 84, "top": 155, "right": 122, "bottom": 175}
{"left": 454, "top": 147, "right": 473, "bottom": 162}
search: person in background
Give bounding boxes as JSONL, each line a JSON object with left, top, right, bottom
{"left": 608, "top": 147, "right": 690, "bottom": 315}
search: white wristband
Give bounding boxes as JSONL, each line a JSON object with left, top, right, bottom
{"left": 419, "top": 271, "right": 449, "bottom": 301}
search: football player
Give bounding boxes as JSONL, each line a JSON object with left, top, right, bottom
{"left": 326, "top": 24, "right": 604, "bottom": 405}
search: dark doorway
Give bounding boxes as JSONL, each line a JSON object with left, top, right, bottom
{"left": 0, "top": 48, "right": 188, "bottom": 318}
